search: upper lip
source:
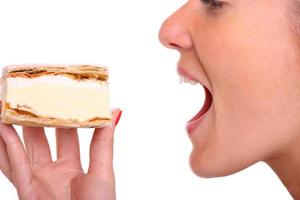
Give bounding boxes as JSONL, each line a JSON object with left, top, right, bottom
{"left": 177, "top": 65, "right": 209, "bottom": 91}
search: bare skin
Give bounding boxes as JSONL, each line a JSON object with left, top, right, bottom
{"left": 159, "top": 0, "right": 300, "bottom": 198}
{"left": 266, "top": 136, "right": 300, "bottom": 199}
{"left": 0, "top": 109, "right": 122, "bottom": 200}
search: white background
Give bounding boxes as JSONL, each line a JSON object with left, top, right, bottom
{"left": 0, "top": 0, "right": 292, "bottom": 199}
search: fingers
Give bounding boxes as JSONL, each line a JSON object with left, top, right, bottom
{"left": 22, "top": 126, "right": 52, "bottom": 166}
{"left": 0, "top": 135, "right": 13, "bottom": 184}
{"left": 0, "top": 123, "right": 32, "bottom": 190}
{"left": 56, "top": 128, "right": 81, "bottom": 163}
{"left": 88, "top": 109, "right": 122, "bottom": 179}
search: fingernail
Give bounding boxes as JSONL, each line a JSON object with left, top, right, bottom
{"left": 115, "top": 110, "right": 122, "bottom": 126}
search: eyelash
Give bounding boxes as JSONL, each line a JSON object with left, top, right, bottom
{"left": 200, "top": 0, "right": 224, "bottom": 9}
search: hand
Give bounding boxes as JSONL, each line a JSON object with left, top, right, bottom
{"left": 0, "top": 109, "right": 122, "bottom": 200}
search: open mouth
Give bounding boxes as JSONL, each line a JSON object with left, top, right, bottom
{"left": 177, "top": 66, "right": 213, "bottom": 134}
{"left": 188, "top": 86, "right": 212, "bottom": 123}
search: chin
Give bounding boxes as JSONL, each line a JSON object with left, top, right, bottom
{"left": 189, "top": 149, "right": 246, "bottom": 178}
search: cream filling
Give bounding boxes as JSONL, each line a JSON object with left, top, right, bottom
{"left": 6, "top": 75, "right": 111, "bottom": 121}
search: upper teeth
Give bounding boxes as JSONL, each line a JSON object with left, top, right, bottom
{"left": 180, "top": 76, "right": 198, "bottom": 85}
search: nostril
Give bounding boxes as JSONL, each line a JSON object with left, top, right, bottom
{"left": 169, "top": 43, "right": 181, "bottom": 49}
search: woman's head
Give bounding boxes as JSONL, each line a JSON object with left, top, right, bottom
{"left": 159, "top": 0, "right": 300, "bottom": 177}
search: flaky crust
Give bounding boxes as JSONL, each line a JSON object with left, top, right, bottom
{"left": 1, "top": 64, "right": 111, "bottom": 128}
{"left": 4, "top": 64, "right": 108, "bottom": 81}
{"left": 1, "top": 108, "right": 111, "bottom": 128}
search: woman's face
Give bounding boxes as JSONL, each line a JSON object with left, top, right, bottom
{"left": 159, "top": 0, "right": 300, "bottom": 177}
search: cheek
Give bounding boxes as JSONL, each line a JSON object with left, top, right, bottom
{"left": 190, "top": 68, "right": 300, "bottom": 177}
{"left": 209, "top": 16, "right": 300, "bottom": 154}
{"left": 190, "top": 6, "right": 300, "bottom": 177}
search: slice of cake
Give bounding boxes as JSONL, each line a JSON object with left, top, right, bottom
{"left": 1, "top": 64, "right": 112, "bottom": 128}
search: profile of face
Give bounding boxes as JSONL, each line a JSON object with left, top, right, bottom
{"left": 159, "top": 0, "right": 300, "bottom": 178}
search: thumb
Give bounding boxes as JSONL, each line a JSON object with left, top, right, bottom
{"left": 88, "top": 108, "right": 122, "bottom": 180}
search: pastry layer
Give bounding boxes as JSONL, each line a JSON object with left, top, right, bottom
{"left": 5, "top": 75, "right": 111, "bottom": 122}
{"left": 6, "top": 64, "right": 108, "bottom": 81}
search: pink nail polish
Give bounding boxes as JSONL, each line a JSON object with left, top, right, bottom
{"left": 115, "top": 110, "right": 122, "bottom": 126}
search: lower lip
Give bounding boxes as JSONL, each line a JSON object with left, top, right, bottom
{"left": 186, "top": 87, "right": 212, "bottom": 135}
{"left": 186, "top": 111, "right": 209, "bottom": 134}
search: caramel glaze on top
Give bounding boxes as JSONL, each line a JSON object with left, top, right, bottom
{"left": 6, "top": 65, "right": 108, "bottom": 81}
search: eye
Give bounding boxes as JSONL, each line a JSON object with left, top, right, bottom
{"left": 201, "top": 0, "right": 224, "bottom": 9}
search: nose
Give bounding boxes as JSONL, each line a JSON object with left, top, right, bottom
{"left": 159, "top": 4, "right": 193, "bottom": 51}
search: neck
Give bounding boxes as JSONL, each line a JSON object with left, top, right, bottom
{"left": 266, "top": 138, "right": 300, "bottom": 199}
